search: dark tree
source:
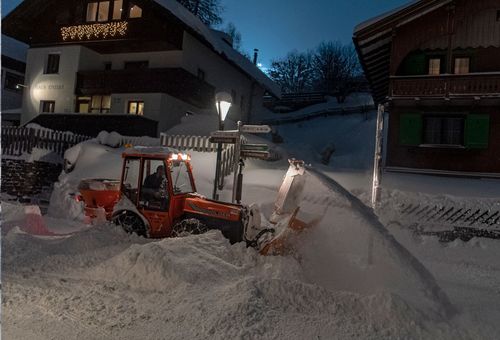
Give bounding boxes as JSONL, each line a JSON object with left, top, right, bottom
{"left": 223, "top": 22, "right": 242, "bottom": 50}
{"left": 312, "top": 41, "right": 361, "bottom": 103}
{"left": 176, "top": 0, "right": 223, "bottom": 27}
{"left": 268, "top": 51, "right": 314, "bottom": 93}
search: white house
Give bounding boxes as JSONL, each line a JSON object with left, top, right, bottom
{"left": 2, "top": 0, "right": 279, "bottom": 136}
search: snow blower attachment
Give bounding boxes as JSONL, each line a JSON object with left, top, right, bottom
{"left": 78, "top": 147, "right": 320, "bottom": 255}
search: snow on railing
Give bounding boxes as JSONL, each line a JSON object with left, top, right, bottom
{"left": 1, "top": 127, "right": 92, "bottom": 158}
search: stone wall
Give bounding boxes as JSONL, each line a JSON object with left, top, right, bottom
{"left": 1, "top": 159, "right": 62, "bottom": 199}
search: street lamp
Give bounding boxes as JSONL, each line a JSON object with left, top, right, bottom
{"left": 212, "top": 91, "right": 232, "bottom": 200}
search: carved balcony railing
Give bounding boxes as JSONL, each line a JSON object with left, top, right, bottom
{"left": 390, "top": 73, "right": 500, "bottom": 98}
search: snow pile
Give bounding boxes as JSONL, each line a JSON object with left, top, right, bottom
{"left": 50, "top": 141, "right": 125, "bottom": 220}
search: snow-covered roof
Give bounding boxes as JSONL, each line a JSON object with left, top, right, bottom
{"left": 153, "top": 0, "right": 280, "bottom": 97}
{"left": 354, "top": 1, "right": 418, "bottom": 33}
{"left": 1, "top": 34, "right": 28, "bottom": 62}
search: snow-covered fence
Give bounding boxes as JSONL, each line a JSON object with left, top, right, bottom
{"left": 160, "top": 133, "right": 260, "bottom": 179}
{"left": 160, "top": 134, "right": 218, "bottom": 152}
{"left": 260, "top": 105, "right": 376, "bottom": 125}
{"left": 1, "top": 127, "right": 92, "bottom": 158}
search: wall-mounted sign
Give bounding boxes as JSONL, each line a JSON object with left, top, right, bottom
{"left": 60, "top": 21, "right": 128, "bottom": 41}
{"left": 35, "top": 84, "right": 65, "bottom": 90}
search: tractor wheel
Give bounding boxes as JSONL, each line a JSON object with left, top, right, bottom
{"left": 115, "top": 211, "right": 148, "bottom": 237}
{"left": 172, "top": 218, "right": 208, "bottom": 238}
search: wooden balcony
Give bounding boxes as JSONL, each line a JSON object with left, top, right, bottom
{"left": 76, "top": 68, "right": 215, "bottom": 109}
{"left": 390, "top": 73, "right": 500, "bottom": 98}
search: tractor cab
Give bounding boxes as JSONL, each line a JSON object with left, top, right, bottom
{"left": 119, "top": 147, "right": 196, "bottom": 237}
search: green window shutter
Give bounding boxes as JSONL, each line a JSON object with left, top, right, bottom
{"left": 400, "top": 113, "right": 422, "bottom": 146}
{"left": 465, "top": 114, "right": 490, "bottom": 149}
{"left": 401, "top": 52, "right": 426, "bottom": 75}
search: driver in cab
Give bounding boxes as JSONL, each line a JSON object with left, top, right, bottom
{"left": 143, "top": 165, "right": 167, "bottom": 202}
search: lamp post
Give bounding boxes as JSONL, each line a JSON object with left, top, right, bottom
{"left": 212, "top": 91, "right": 232, "bottom": 200}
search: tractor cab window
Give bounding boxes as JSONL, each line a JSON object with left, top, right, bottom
{"left": 140, "top": 159, "right": 169, "bottom": 211}
{"left": 170, "top": 161, "right": 194, "bottom": 195}
{"left": 122, "top": 158, "right": 140, "bottom": 204}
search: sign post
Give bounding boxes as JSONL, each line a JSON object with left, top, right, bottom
{"left": 228, "top": 122, "right": 273, "bottom": 203}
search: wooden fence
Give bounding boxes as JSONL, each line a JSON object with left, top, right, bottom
{"left": 2, "top": 127, "right": 92, "bottom": 158}
{"left": 160, "top": 134, "right": 247, "bottom": 178}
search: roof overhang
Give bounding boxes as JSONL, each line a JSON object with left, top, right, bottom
{"left": 353, "top": 0, "right": 452, "bottom": 104}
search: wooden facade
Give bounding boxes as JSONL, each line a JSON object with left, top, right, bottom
{"left": 354, "top": 0, "right": 500, "bottom": 175}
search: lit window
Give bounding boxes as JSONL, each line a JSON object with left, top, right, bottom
{"left": 45, "top": 54, "right": 60, "bottom": 74}
{"left": 129, "top": 3, "right": 142, "bottom": 18}
{"left": 40, "top": 101, "right": 55, "bottom": 113}
{"left": 98, "top": 1, "right": 110, "bottom": 21}
{"left": 86, "top": 1, "right": 110, "bottom": 22}
{"left": 112, "top": 0, "right": 123, "bottom": 20}
{"left": 87, "top": 2, "right": 98, "bottom": 22}
{"left": 428, "top": 58, "right": 441, "bottom": 75}
{"left": 91, "top": 95, "right": 111, "bottom": 113}
{"left": 454, "top": 57, "right": 470, "bottom": 74}
{"left": 128, "top": 101, "right": 144, "bottom": 115}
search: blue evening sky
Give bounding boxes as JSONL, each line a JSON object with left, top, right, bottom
{"left": 2, "top": 0, "right": 411, "bottom": 66}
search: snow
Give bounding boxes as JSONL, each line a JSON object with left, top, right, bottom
{"left": 354, "top": 0, "right": 419, "bottom": 33}
{"left": 152, "top": 0, "right": 280, "bottom": 97}
{"left": 3, "top": 100, "right": 500, "bottom": 338}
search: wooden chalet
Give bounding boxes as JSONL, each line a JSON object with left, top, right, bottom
{"left": 354, "top": 0, "right": 500, "bottom": 176}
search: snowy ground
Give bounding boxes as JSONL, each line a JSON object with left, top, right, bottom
{"left": 2, "top": 105, "right": 500, "bottom": 339}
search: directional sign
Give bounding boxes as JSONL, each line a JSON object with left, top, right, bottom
{"left": 210, "top": 130, "right": 240, "bottom": 138}
{"left": 209, "top": 136, "right": 238, "bottom": 144}
{"left": 241, "top": 143, "right": 269, "bottom": 152}
{"left": 241, "top": 150, "right": 270, "bottom": 160}
{"left": 240, "top": 125, "right": 272, "bottom": 134}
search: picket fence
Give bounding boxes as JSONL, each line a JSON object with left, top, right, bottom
{"left": 160, "top": 133, "right": 246, "bottom": 178}
{"left": 1, "top": 127, "right": 92, "bottom": 158}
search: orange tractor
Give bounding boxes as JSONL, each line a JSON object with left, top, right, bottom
{"left": 79, "top": 146, "right": 318, "bottom": 254}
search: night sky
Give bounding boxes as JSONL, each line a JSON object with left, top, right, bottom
{"left": 2, "top": 0, "right": 411, "bottom": 67}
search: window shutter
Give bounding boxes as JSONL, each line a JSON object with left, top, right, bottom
{"left": 465, "top": 114, "right": 490, "bottom": 149}
{"left": 400, "top": 113, "right": 422, "bottom": 146}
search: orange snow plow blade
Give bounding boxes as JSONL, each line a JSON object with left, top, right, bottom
{"left": 78, "top": 179, "right": 121, "bottom": 220}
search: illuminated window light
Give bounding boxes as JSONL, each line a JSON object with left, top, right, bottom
{"left": 60, "top": 21, "right": 128, "bottom": 41}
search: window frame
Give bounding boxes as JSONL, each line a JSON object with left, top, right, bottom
{"left": 128, "top": 2, "right": 143, "bottom": 19}
{"left": 45, "top": 54, "right": 60, "bottom": 74}
{"left": 86, "top": 1, "right": 111, "bottom": 22}
{"left": 453, "top": 57, "right": 471, "bottom": 75}
{"left": 128, "top": 100, "right": 144, "bottom": 115}
{"left": 422, "top": 114, "right": 466, "bottom": 147}
{"left": 427, "top": 57, "right": 442, "bottom": 75}
{"left": 40, "top": 100, "right": 56, "bottom": 113}
{"left": 112, "top": 0, "right": 123, "bottom": 21}
{"left": 4, "top": 72, "right": 24, "bottom": 92}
